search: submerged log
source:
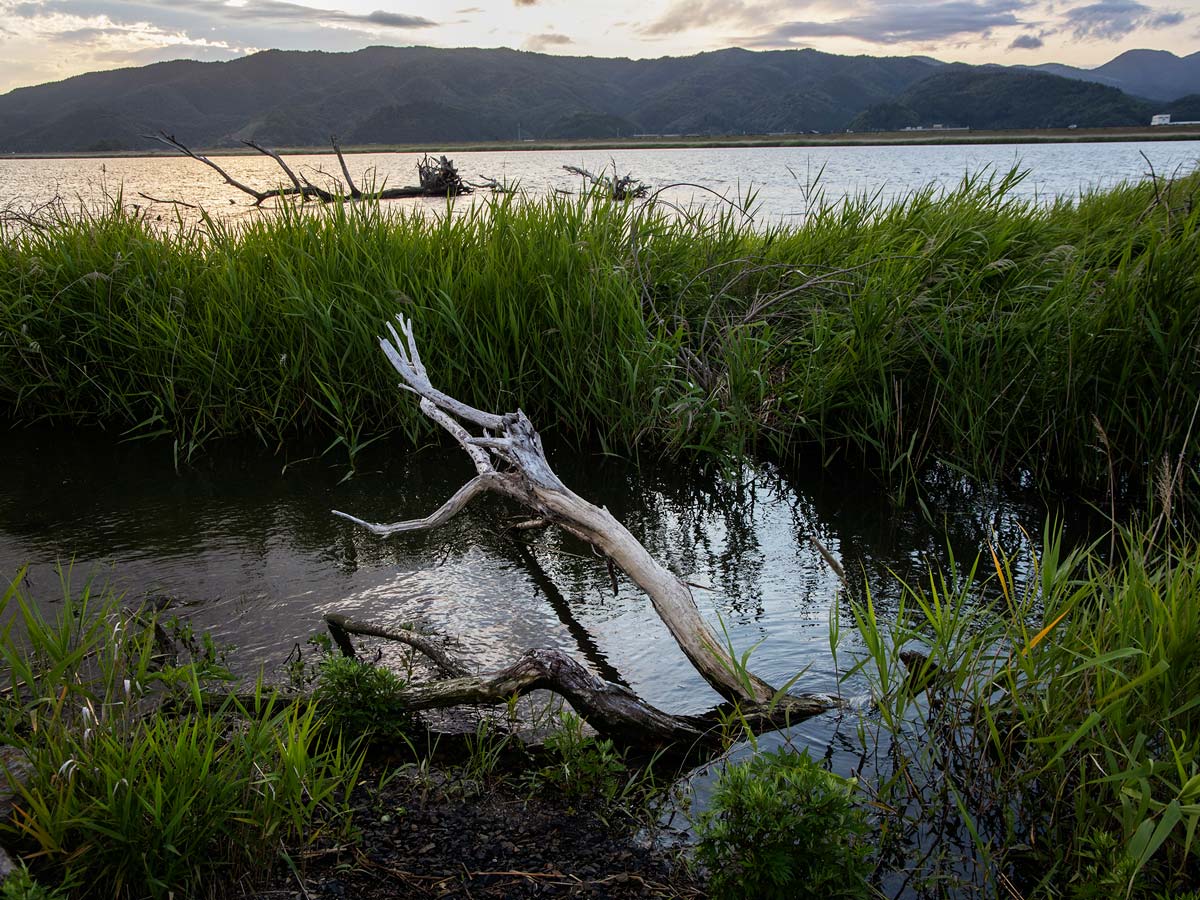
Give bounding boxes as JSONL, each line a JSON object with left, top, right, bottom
{"left": 330, "top": 315, "right": 840, "bottom": 746}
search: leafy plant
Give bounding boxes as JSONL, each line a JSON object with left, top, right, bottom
{"left": 0, "top": 864, "right": 67, "bottom": 900}
{"left": 533, "top": 710, "right": 628, "bottom": 803}
{"left": 694, "top": 747, "right": 871, "bottom": 900}
{"left": 851, "top": 523, "right": 1200, "bottom": 897}
{"left": 0, "top": 569, "right": 365, "bottom": 899}
{"left": 310, "top": 653, "right": 413, "bottom": 744}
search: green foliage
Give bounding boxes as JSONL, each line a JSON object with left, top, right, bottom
{"left": 461, "top": 718, "right": 511, "bottom": 787}
{"left": 0, "top": 864, "right": 67, "bottom": 900}
{"left": 850, "top": 67, "right": 1157, "bottom": 130}
{"left": 852, "top": 524, "right": 1200, "bottom": 897}
{"left": 533, "top": 711, "right": 627, "bottom": 803}
{"left": 0, "top": 569, "right": 365, "bottom": 899}
{"left": 694, "top": 747, "right": 871, "bottom": 900}
{"left": 3, "top": 169, "right": 1198, "bottom": 501}
{"left": 310, "top": 653, "right": 413, "bottom": 743}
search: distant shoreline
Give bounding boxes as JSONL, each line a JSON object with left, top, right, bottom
{"left": 6, "top": 125, "right": 1200, "bottom": 160}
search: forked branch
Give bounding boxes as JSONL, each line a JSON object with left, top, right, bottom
{"left": 332, "top": 315, "right": 840, "bottom": 735}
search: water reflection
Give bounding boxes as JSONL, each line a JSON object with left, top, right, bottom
{"left": 1, "top": 427, "right": 1089, "bottom": 718}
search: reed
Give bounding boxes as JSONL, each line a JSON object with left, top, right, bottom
{"left": 2, "top": 168, "right": 1197, "bottom": 499}
{"left": 0, "top": 569, "right": 365, "bottom": 899}
{"left": 849, "top": 522, "right": 1200, "bottom": 896}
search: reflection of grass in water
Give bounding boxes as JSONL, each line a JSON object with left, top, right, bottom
{"left": 851, "top": 522, "right": 1200, "bottom": 897}
{"left": 1, "top": 167, "right": 1198, "bottom": 505}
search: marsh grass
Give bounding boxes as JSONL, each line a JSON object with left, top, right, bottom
{"left": 850, "top": 523, "right": 1200, "bottom": 897}
{"left": 1, "top": 168, "right": 1197, "bottom": 496}
{"left": 0, "top": 569, "right": 365, "bottom": 899}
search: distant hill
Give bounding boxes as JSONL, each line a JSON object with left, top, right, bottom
{"left": 1030, "top": 49, "right": 1200, "bottom": 102}
{"left": 849, "top": 68, "right": 1157, "bottom": 131}
{"left": 0, "top": 45, "right": 1190, "bottom": 153}
{"left": 0, "top": 46, "right": 943, "bottom": 152}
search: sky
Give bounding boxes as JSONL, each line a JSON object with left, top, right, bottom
{"left": 0, "top": 0, "right": 1196, "bottom": 94}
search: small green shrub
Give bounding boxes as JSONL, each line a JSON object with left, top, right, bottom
{"left": 695, "top": 747, "right": 871, "bottom": 900}
{"left": 534, "top": 711, "right": 627, "bottom": 803}
{"left": 310, "top": 654, "right": 413, "bottom": 743}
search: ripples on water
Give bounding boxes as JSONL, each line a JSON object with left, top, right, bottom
{"left": 2, "top": 141, "right": 1199, "bottom": 227}
{"left": 0, "top": 429, "right": 1085, "bottom": 712}
{"left": 1, "top": 429, "right": 1102, "bottom": 895}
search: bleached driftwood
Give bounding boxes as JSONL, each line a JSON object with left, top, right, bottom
{"left": 330, "top": 316, "right": 838, "bottom": 745}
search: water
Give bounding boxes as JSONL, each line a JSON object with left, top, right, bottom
{"left": 2, "top": 140, "right": 1198, "bottom": 226}
{"left": 0, "top": 428, "right": 1069, "bottom": 714}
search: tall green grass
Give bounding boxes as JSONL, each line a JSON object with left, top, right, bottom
{"left": 0, "top": 569, "right": 365, "bottom": 899}
{"left": 2, "top": 168, "right": 1197, "bottom": 498}
{"left": 850, "top": 524, "right": 1200, "bottom": 896}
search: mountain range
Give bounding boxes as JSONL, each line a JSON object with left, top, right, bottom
{"left": 0, "top": 46, "right": 1196, "bottom": 154}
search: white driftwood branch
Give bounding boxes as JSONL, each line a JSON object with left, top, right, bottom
{"left": 332, "top": 475, "right": 494, "bottom": 536}
{"left": 335, "top": 314, "right": 840, "bottom": 718}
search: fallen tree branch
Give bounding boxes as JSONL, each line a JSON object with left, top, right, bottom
{"left": 331, "top": 315, "right": 841, "bottom": 742}
{"left": 145, "top": 134, "right": 473, "bottom": 205}
{"left": 143, "top": 132, "right": 270, "bottom": 203}
{"left": 563, "top": 164, "right": 648, "bottom": 200}
{"left": 323, "top": 613, "right": 466, "bottom": 677}
{"left": 330, "top": 135, "right": 362, "bottom": 199}
{"left": 393, "top": 648, "right": 704, "bottom": 746}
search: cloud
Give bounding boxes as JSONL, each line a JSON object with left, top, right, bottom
{"left": 738, "top": 1, "right": 1034, "bottom": 47}
{"left": 7, "top": 0, "right": 437, "bottom": 31}
{"left": 188, "top": 0, "right": 437, "bottom": 30}
{"left": 1008, "top": 31, "right": 1044, "bottom": 47}
{"left": 0, "top": 0, "right": 434, "bottom": 91}
{"left": 642, "top": 0, "right": 772, "bottom": 36}
{"left": 1061, "top": 1, "right": 1187, "bottom": 40}
{"left": 364, "top": 10, "right": 434, "bottom": 28}
{"left": 524, "top": 31, "right": 572, "bottom": 50}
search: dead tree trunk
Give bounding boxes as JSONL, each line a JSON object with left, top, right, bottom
{"left": 330, "top": 315, "right": 838, "bottom": 745}
{"left": 143, "top": 134, "right": 472, "bottom": 205}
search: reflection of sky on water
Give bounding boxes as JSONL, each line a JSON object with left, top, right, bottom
{"left": 2, "top": 141, "right": 1197, "bottom": 228}
{"left": 0, "top": 427, "right": 1088, "bottom": 719}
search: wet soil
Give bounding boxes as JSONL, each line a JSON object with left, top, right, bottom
{"left": 254, "top": 762, "right": 703, "bottom": 899}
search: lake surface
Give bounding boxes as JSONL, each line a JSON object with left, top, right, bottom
{"left": 3, "top": 140, "right": 1199, "bottom": 226}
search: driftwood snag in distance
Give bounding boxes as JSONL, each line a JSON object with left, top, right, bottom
{"left": 331, "top": 316, "right": 839, "bottom": 745}
{"left": 563, "top": 165, "right": 649, "bottom": 200}
{"left": 144, "top": 133, "right": 473, "bottom": 206}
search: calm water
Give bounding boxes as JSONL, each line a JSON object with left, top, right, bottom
{"left": 2, "top": 141, "right": 1199, "bottom": 225}
{"left": 1, "top": 428, "right": 1069, "bottom": 716}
